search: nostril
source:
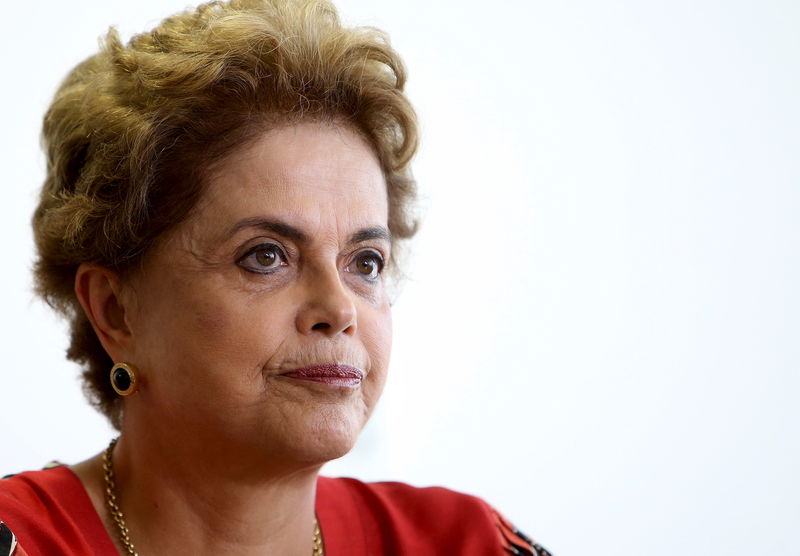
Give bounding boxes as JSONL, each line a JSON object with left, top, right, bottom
{"left": 311, "top": 322, "right": 331, "bottom": 331}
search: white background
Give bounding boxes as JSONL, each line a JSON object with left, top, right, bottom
{"left": 1, "top": 1, "right": 798, "bottom": 555}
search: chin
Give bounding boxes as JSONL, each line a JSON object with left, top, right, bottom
{"left": 289, "top": 405, "right": 369, "bottom": 465}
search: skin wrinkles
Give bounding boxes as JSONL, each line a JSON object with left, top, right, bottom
{"left": 120, "top": 121, "right": 391, "bottom": 468}
{"left": 169, "top": 212, "right": 391, "bottom": 304}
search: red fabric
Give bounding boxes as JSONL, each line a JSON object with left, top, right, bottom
{"left": 0, "top": 467, "right": 116, "bottom": 556}
{"left": 1, "top": 467, "right": 508, "bottom": 555}
{"left": 316, "top": 477, "right": 506, "bottom": 555}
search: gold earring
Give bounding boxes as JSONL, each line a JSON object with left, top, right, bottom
{"left": 110, "top": 362, "right": 139, "bottom": 396}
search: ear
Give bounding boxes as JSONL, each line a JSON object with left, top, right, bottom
{"left": 74, "top": 263, "right": 133, "bottom": 363}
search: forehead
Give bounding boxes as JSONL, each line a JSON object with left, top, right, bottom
{"left": 192, "top": 122, "right": 389, "bottom": 241}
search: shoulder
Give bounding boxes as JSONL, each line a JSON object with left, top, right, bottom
{"left": 321, "top": 476, "right": 490, "bottom": 515}
{"left": 0, "top": 468, "right": 67, "bottom": 555}
{"left": 0, "top": 467, "right": 115, "bottom": 555}
{"left": 317, "top": 477, "right": 551, "bottom": 556}
{"left": 0, "top": 467, "right": 70, "bottom": 514}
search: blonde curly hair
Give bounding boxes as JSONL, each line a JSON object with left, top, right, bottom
{"left": 32, "top": 0, "right": 419, "bottom": 428}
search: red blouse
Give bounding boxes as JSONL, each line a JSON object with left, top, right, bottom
{"left": 0, "top": 466, "right": 549, "bottom": 556}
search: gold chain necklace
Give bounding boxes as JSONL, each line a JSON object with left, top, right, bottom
{"left": 103, "top": 438, "right": 324, "bottom": 556}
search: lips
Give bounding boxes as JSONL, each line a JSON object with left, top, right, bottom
{"left": 281, "top": 363, "right": 364, "bottom": 387}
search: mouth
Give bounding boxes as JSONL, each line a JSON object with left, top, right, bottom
{"left": 280, "top": 363, "right": 364, "bottom": 388}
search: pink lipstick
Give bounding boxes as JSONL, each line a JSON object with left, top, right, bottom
{"left": 282, "top": 364, "right": 364, "bottom": 388}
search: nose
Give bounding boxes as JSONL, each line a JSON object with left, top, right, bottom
{"left": 295, "top": 266, "right": 357, "bottom": 337}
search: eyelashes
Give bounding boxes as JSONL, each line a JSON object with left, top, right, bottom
{"left": 237, "top": 243, "right": 288, "bottom": 274}
{"left": 236, "top": 242, "right": 386, "bottom": 282}
{"left": 347, "top": 250, "right": 384, "bottom": 282}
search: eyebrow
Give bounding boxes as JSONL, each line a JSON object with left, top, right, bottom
{"left": 227, "top": 217, "right": 391, "bottom": 246}
{"left": 228, "top": 217, "right": 308, "bottom": 243}
{"left": 348, "top": 226, "right": 392, "bottom": 245}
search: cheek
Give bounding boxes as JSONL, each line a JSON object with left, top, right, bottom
{"left": 132, "top": 281, "right": 284, "bottom": 392}
{"left": 362, "top": 303, "right": 392, "bottom": 401}
{"left": 185, "top": 293, "right": 295, "bottom": 372}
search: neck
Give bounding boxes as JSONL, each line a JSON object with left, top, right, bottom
{"left": 76, "top": 430, "right": 323, "bottom": 556}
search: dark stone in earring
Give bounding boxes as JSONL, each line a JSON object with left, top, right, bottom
{"left": 110, "top": 362, "right": 137, "bottom": 396}
{"left": 112, "top": 367, "right": 131, "bottom": 392}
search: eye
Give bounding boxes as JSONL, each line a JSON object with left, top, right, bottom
{"left": 237, "top": 243, "right": 287, "bottom": 274}
{"left": 349, "top": 250, "right": 385, "bottom": 282}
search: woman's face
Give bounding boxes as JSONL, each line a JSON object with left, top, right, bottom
{"left": 122, "top": 122, "right": 392, "bottom": 468}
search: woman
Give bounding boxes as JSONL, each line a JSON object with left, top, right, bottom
{"left": 0, "top": 1, "right": 549, "bottom": 554}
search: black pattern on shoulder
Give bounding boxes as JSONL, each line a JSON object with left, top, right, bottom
{"left": 0, "top": 522, "right": 18, "bottom": 556}
{"left": 491, "top": 507, "right": 552, "bottom": 556}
